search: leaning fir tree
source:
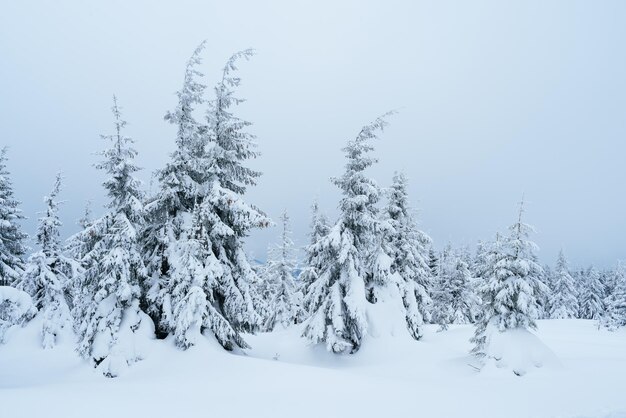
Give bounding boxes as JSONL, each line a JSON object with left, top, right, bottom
{"left": 142, "top": 41, "right": 212, "bottom": 341}
{"left": 200, "top": 48, "right": 270, "bottom": 338}
{"left": 0, "top": 148, "right": 28, "bottom": 286}
{"left": 143, "top": 46, "right": 269, "bottom": 350}
{"left": 302, "top": 113, "right": 391, "bottom": 353}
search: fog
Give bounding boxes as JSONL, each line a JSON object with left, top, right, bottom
{"left": 1, "top": 0, "right": 625, "bottom": 267}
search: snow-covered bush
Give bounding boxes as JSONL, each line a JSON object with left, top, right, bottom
{"left": 0, "top": 286, "right": 36, "bottom": 342}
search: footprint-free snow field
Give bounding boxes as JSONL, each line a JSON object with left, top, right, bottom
{"left": 1, "top": 319, "right": 625, "bottom": 418}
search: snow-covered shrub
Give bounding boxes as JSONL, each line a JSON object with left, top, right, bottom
{"left": 0, "top": 286, "right": 36, "bottom": 342}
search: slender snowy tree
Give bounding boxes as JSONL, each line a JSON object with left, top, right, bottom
{"left": 548, "top": 250, "right": 578, "bottom": 319}
{"left": 72, "top": 97, "right": 147, "bottom": 377}
{"left": 18, "top": 173, "right": 73, "bottom": 348}
{"left": 427, "top": 248, "right": 439, "bottom": 279}
{"left": 263, "top": 211, "right": 302, "bottom": 330}
{"left": 602, "top": 262, "right": 626, "bottom": 331}
{"left": 471, "top": 201, "right": 548, "bottom": 363}
{"left": 299, "top": 200, "right": 331, "bottom": 298}
{"left": 303, "top": 112, "right": 392, "bottom": 353}
{"left": 0, "top": 148, "right": 28, "bottom": 287}
{"left": 381, "top": 172, "right": 433, "bottom": 339}
{"left": 432, "top": 245, "right": 475, "bottom": 330}
{"left": 578, "top": 267, "right": 605, "bottom": 320}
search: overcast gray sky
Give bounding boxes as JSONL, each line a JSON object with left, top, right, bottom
{"left": 1, "top": 0, "right": 625, "bottom": 268}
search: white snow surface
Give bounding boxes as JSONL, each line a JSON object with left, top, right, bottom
{"left": 1, "top": 319, "right": 625, "bottom": 418}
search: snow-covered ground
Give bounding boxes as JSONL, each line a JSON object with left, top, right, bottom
{"left": 1, "top": 319, "right": 625, "bottom": 418}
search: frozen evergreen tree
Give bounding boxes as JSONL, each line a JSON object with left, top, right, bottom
{"left": 0, "top": 148, "right": 28, "bottom": 287}
{"left": 263, "top": 211, "right": 302, "bottom": 330}
{"left": 143, "top": 46, "right": 269, "bottom": 350}
{"left": 432, "top": 245, "right": 475, "bottom": 330}
{"left": 578, "top": 267, "right": 605, "bottom": 320}
{"left": 200, "top": 48, "right": 270, "bottom": 336}
{"left": 602, "top": 263, "right": 626, "bottom": 331}
{"left": 299, "top": 200, "right": 331, "bottom": 298}
{"left": 18, "top": 174, "right": 73, "bottom": 348}
{"left": 548, "top": 250, "right": 578, "bottom": 319}
{"left": 303, "top": 113, "right": 392, "bottom": 353}
{"left": 381, "top": 172, "right": 433, "bottom": 339}
{"left": 73, "top": 97, "right": 147, "bottom": 377}
{"left": 428, "top": 248, "right": 439, "bottom": 279}
{"left": 142, "top": 40, "right": 211, "bottom": 340}
{"left": 471, "top": 201, "right": 548, "bottom": 363}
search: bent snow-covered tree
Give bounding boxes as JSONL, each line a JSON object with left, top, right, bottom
{"left": 263, "top": 210, "right": 302, "bottom": 331}
{"left": 471, "top": 201, "right": 548, "bottom": 371}
{"left": 302, "top": 112, "right": 392, "bottom": 354}
{"left": 73, "top": 97, "right": 147, "bottom": 377}
{"left": 18, "top": 173, "right": 73, "bottom": 348}
{"left": 143, "top": 46, "right": 269, "bottom": 350}
{"left": 548, "top": 250, "right": 578, "bottom": 319}
{"left": 0, "top": 148, "right": 28, "bottom": 287}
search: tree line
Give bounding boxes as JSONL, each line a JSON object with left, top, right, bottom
{"left": 0, "top": 42, "right": 624, "bottom": 377}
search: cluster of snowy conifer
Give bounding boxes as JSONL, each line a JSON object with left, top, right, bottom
{"left": 0, "top": 43, "right": 625, "bottom": 377}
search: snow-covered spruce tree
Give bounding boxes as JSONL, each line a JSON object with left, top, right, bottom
{"left": 73, "top": 97, "right": 147, "bottom": 377}
{"left": 432, "top": 245, "right": 475, "bottom": 330}
{"left": 0, "top": 148, "right": 28, "bottom": 287}
{"left": 201, "top": 48, "right": 270, "bottom": 337}
{"left": 548, "top": 250, "right": 578, "bottom": 319}
{"left": 470, "top": 201, "right": 548, "bottom": 367}
{"left": 381, "top": 171, "right": 433, "bottom": 339}
{"left": 578, "top": 267, "right": 605, "bottom": 320}
{"left": 262, "top": 210, "right": 302, "bottom": 331}
{"left": 143, "top": 46, "right": 269, "bottom": 350}
{"left": 602, "top": 263, "right": 626, "bottom": 331}
{"left": 18, "top": 173, "right": 74, "bottom": 348}
{"left": 427, "top": 248, "right": 439, "bottom": 279}
{"left": 299, "top": 200, "right": 330, "bottom": 299}
{"left": 142, "top": 41, "right": 209, "bottom": 339}
{"left": 302, "top": 113, "right": 392, "bottom": 354}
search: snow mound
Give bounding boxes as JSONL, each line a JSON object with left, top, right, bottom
{"left": 482, "top": 326, "right": 560, "bottom": 376}
{"left": 0, "top": 286, "right": 36, "bottom": 343}
{"left": 366, "top": 284, "right": 412, "bottom": 340}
